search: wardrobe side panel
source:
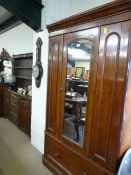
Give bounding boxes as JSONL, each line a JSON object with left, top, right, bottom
{"left": 90, "top": 22, "right": 130, "bottom": 172}
{"left": 46, "top": 35, "right": 63, "bottom": 137}
{"left": 120, "top": 21, "right": 131, "bottom": 157}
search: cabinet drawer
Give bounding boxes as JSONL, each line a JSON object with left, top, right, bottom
{"left": 45, "top": 136, "right": 93, "bottom": 175}
{"left": 10, "top": 111, "right": 18, "bottom": 126}
{"left": 10, "top": 103, "right": 19, "bottom": 113}
{"left": 10, "top": 93, "right": 19, "bottom": 105}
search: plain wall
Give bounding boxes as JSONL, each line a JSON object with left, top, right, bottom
{"left": 0, "top": 23, "right": 33, "bottom": 56}
{"left": 44, "top": 0, "right": 115, "bottom": 25}
{"left": 31, "top": 30, "right": 48, "bottom": 153}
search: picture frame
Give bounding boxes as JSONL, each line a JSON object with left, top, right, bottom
{"left": 75, "top": 67, "right": 85, "bottom": 78}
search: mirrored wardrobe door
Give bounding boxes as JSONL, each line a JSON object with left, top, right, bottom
{"left": 59, "top": 28, "right": 99, "bottom": 151}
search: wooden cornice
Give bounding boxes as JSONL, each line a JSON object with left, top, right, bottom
{"left": 47, "top": 0, "right": 131, "bottom": 32}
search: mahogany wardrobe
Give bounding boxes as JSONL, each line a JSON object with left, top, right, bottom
{"left": 43, "top": 0, "right": 131, "bottom": 174}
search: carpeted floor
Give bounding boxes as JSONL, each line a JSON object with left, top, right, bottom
{"left": 0, "top": 118, "right": 52, "bottom": 175}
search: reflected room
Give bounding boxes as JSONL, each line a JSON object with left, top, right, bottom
{"left": 63, "top": 39, "right": 92, "bottom": 146}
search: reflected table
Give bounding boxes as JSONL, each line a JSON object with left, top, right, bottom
{"left": 65, "top": 97, "right": 87, "bottom": 142}
{"left": 65, "top": 97, "right": 87, "bottom": 116}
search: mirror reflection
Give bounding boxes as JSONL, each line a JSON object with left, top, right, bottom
{"left": 63, "top": 39, "right": 92, "bottom": 146}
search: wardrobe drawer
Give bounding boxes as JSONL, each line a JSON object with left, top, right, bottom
{"left": 45, "top": 136, "right": 93, "bottom": 175}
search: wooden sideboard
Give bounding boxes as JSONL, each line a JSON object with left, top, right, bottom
{"left": 3, "top": 89, "right": 31, "bottom": 135}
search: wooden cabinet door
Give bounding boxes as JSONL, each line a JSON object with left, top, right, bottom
{"left": 89, "top": 21, "right": 131, "bottom": 172}
{"left": 46, "top": 35, "right": 63, "bottom": 137}
{"left": 0, "top": 84, "right": 8, "bottom": 116}
{"left": 0, "top": 85, "right": 3, "bottom": 116}
{"left": 10, "top": 93, "right": 19, "bottom": 126}
{"left": 19, "top": 99, "right": 31, "bottom": 135}
{"left": 3, "top": 90, "right": 10, "bottom": 119}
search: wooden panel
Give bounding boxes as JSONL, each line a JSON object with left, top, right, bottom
{"left": 9, "top": 91, "right": 31, "bottom": 135}
{"left": 92, "top": 32, "right": 120, "bottom": 161}
{"left": 19, "top": 99, "right": 31, "bottom": 135}
{"left": 3, "top": 90, "right": 10, "bottom": 119}
{"left": 14, "top": 69, "right": 32, "bottom": 77}
{"left": 10, "top": 110, "right": 18, "bottom": 126}
{"left": 90, "top": 22, "right": 130, "bottom": 172}
{"left": 0, "top": 85, "right": 3, "bottom": 116}
{"left": 10, "top": 92, "right": 19, "bottom": 126}
{"left": 10, "top": 93, "right": 19, "bottom": 105}
{"left": 0, "top": 84, "right": 9, "bottom": 116}
{"left": 10, "top": 103, "right": 19, "bottom": 113}
{"left": 46, "top": 35, "right": 63, "bottom": 136}
{"left": 45, "top": 136, "right": 93, "bottom": 175}
{"left": 44, "top": 134, "right": 114, "bottom": 175}
{"left": 119, "top": 21, "right": 131, "bottom": 158}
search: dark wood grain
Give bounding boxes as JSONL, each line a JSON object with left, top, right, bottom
{"left": 119, "top": 21, "right": 131, "bottom": 159}
{"left": 3, "top": 89, "right": 10, "bottom": 119}
{"left": 89, "top": 22, "right": 130, "bottom": 172}
{"left": 43, "top": 133, "right": 115, "bottom": 175}
{"left": 9, "top": 92, "right": 19, "bottom": 126}
{"left": 0, "top": 84, "right": 9, "bottom": 116}
{"left": 18, "top": 99, "right": 31, "bottom": 135}
{"left": 7, "top": 90, "right": 31, "bottom": 135}
{"left": 46, "top": 35, "right": 63, "bottom": 136}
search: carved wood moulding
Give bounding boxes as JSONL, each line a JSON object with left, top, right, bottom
{"left": 47, "top": 0, "right": 131, "bottom": 32}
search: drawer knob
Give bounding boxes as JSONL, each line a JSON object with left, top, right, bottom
{"left": 55, "top": 152, "right": 61, "bottom": 158}
{"left": 82, "top": 171, "right": 87, "bottom": 175}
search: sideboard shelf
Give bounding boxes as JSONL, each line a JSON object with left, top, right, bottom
{"left": 15, "top": 76, "right": 32, "bottom": 80}
{"left": 14, "top": 67, "right": 32, "bottom": 69}
{"left": 13, "top": 53, "right": 33, "bottom": 88}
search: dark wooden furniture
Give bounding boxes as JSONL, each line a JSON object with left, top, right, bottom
{"left": 9, "top": 91, "right": 31, "bottom": 135}
{"left": 13, "top": 53, "right": 32, "bottom": 88}
{"left": 18, "top": 94, "right": 31, "bottom": 135}
{"left": 3, "top": 89, "right": 31, "bottom": 135}
{"left": 3, "top": 89, "right": 10, "bottom": 119}
{"left": 43, "top": 1, "right": 131, "bottom": 175}
{"left": 0, "top": 84, "right": 9, "bottom": 117}
{"left": 10, "top": 91, "right": 19, "bottom": 126}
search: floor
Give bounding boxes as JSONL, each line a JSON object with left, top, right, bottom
{"left": 0, "top": 118, "right": 52, "bottom": 175}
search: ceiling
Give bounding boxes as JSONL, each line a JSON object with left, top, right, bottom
{"left": 0, "top": 0, "right": 43, "bottom": 33}
{"left": 0, "top": 5, "right": 21, "bottom": 34}
{"left": 0, "top": 6, "right": 13, "bottom": 25}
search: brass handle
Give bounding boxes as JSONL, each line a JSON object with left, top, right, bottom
{"left": 60, "top": 85, "right": 63, "bottom": 91}
{"left": 55, "top": 152, "right": 61, "bottom": 158}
